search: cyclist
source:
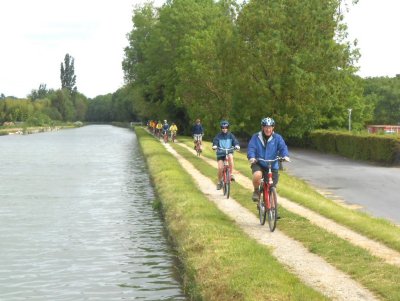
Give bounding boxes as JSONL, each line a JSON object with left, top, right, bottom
{"left": 212, "top": 120, "right": 240, "bottom": 190}
{"left": 149, "top": 120, "right": 156, "bottom": 134}
{"left": 155, "top": 120, "right": 163, "bottom": 138}
{"left": 191, "top": 118, "right": 204, "bottom": 151}
{"left": 169, "top": 122, "right": 178, "bottom": 140}
{"left": 247, "top": 117, "right": 290, "bottom": 201}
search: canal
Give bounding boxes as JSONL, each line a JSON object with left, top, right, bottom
{"left": 0, "top": 125, "right": 186, "bottom": 300}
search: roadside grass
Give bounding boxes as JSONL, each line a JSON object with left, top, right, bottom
{"left": 172, "top": 137, "right": 400, "bottom": 300}
{"left": 135, "top": 127, "right": 327, "bottom": 301}
{"left": 178, "top": 136, "right": 400, "bottom": 252}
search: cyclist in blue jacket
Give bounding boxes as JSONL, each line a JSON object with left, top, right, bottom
{"left": 162, "top": 120, "right": 169, "bottom": 135}
{"left": 247, "top": 117, "right": 290, "bottom": 201}
{"left": 212, "top": 120, "right": 240, "bottom": 190}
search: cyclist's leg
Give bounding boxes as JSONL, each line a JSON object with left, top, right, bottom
{"left": 216, "top": 158, "right": 224, "bottom": 189}
{"left": 271, "top": 170, "right": 279, "bottom": 187}
{"left": 251, "top": 164, "right": 263, "bottom": 201}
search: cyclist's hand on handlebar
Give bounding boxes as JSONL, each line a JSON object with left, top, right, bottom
{"left": 249, "top": 158, "right": 256, "bottom": 164}
{"left": 212, "top": 145, "right": 217, "bottom": 150}
{"left": 283, "top": 156, "right": 291, "bottom": 162}
{"left": 234, "top": 145, "right": 240, "bottom": 150}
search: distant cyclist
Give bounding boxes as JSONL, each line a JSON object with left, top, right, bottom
{"left": 155, "top": 120, "right": 163, "bottom": 138}
{"left": 169, "top": 122, "right": 178, "bottom": 140}
{"left": 191, "top": 118, "right": 204, "bottom": 151}
{"left": 247, "top": 117, "right": 290, "bottom": 201}
{"left": 162, "top": 120, "right": 169, "bottom": 136}
{"left": 212, "top": 120, "right": 240, "bottom": 190}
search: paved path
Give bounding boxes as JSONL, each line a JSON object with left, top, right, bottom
{"left": 286, "top": 148, "right": 400, "bottom": 224}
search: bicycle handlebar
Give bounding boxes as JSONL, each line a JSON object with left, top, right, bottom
{"left": 256, "top": 156, "right": 289, "bottom": 163}
{"left": 215, "top": 147, "right": 238, "bottom": 153}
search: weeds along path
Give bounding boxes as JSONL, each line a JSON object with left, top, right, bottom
{"left": 163, "top": 143, "right": 377, "bottom": 301}
{"left": 177, "top": 142, "right": 400, "bottom": 268}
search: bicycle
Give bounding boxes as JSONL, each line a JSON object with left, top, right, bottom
{"left": 217, "top": 147, "right": 236, "bottom": 199}
{"left": 255, "top": 157, "right": 286, "bottom": 232}
{"left": 193, "top": 134, "right": 203, "bottom": 156}
{"left": 155, "top": 128, "right": 161, "bottom": 139}
{"left": 163, "top": 130, "right": 169, "bottom": 143}
{"left": 170, "top": 131, "right": 177, "bottom": 143}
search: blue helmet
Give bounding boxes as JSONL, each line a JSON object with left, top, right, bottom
{"left": 261, "top": 117, "right": 275, "bottom": 126}
{"left": 220, "top": 120, "right": 229, "bottom": 128}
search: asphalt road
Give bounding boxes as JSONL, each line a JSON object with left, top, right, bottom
{"left": 284, "top": 148, "right": 400, "bottom": 225}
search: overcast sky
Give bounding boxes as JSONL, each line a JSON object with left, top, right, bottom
{"left": 0, "top": 0, "right": 399, "bottom": 99}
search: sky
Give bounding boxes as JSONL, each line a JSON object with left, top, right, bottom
{"left": 0, "top": 0, "right": 164, "bottom": 99}
{"left": 0, "top": 0, "right": 399, "bottom": 99}
{"left": 344, "top": 0, "right": 400, "bottom": 78}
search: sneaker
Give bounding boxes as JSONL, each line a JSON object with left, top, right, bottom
{"left": 252, "top": 191, "right": 259, "bottom": 202}
{"left": 216, "top": 182, "right": 223, "bottom": 190}
{"left": 231, "top": 174, "right": 235, "bottom": 182}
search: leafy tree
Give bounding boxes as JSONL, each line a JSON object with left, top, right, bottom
{"left": 232, "top": 0, "right": 363, "bottom": 137}
{"left": 29, "top": 84, "right": 53, "bottom": 101}
{"left": 363, "top": 76, "right": 400, "bottom": 124}
{"left": 60, "top": 54, "right": 77, "bottom": 94}
{"left": 50, "top": 89, "right": 75, "bottom": 121}
{"left": 85, "top": 94, "right": 113, "bottom": 122}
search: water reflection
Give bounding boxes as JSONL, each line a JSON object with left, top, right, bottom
{"left": 0, "top": 125, "right": 186, "bottom": 300}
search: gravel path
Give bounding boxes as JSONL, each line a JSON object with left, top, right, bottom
{"left": 164, "top": 142, "right": 378, "bottom": 301}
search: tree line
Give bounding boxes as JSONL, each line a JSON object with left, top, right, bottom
{"left": 0, "top": 54, "right": 137, "bottom": 126}
{"left": 122, "top": 0, "right": 367, "bottom": 139}
{"left": 2, "top": 0, "right": 399, "bottom": 137}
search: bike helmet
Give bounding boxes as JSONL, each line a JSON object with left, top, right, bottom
{"left": 220, "top": 120, "right": 229, "bottom": 128}
{"left": 261, "top": 117, "right": 275, "bottom": 126}
{"left": 164, "top": 120, "right": 167, "bottom": 123}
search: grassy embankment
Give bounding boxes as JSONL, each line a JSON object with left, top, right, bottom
{"left": 136, "top": 127, "right": 400, "bottom": 300}
{"left": 0, "top": 123, "right": 79, "bottom": 135}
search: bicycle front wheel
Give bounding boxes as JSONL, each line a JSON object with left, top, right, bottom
{"left": 225, "top": 169, "right": 230, "bottom": 199}
{"left": 267, "top": 187, "right": 278, "bottom": 232}
{"left": 196, "top": 143, "right": 201, "bottom": 156}
{"left": 258, "top": 185, "right": 266, "bottom": 225}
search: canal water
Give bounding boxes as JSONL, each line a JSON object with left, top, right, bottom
{"left": 0, "top": 125, "right": 186, "bottom": 300}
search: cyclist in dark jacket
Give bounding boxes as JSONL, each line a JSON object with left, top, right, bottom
{"left": 191, "top": 118, "right": 204, "bottom": 151}
{"left": 247, "top": 117, "right": 290, "bottom": 201}
{"left": 212, "top": 120, "right": 240, "bottom": 190}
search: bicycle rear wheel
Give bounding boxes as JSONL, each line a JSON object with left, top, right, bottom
{"left": 258, "top": 185, "right": 266, "bottom": 225}
{"left": 196, "top": 142, "right": 201, "bottom": 156}
{"left": 267, "top": 187, "right": 278, "bottom": 232}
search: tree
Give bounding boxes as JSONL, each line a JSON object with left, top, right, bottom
{"left": 29, "top": 83, "right": 53, "bottom": 101}
{"left": 60, "top": 53, "right": 77, "bottom": 94}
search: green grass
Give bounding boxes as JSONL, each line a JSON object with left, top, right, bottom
{"left": 135, "top": 127, "right": 327, "bottom": 301}
{"left": 172, "top": 136, "right": 400, "bottom": 300}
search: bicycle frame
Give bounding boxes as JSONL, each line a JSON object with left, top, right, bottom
{"left": 170, "top": 131, "right": 177, "bottom": 142}
{"left": 218, "top": 147, "right": 235, "bottom": 199}
{"left": 194, "top": 134, "right": 203, "bottom": 156}
{"left": 163, "top": 130, "right": 169, "bottom": 143}
{"left": 256, "top": 157, "right": 283, "bottom": 231}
